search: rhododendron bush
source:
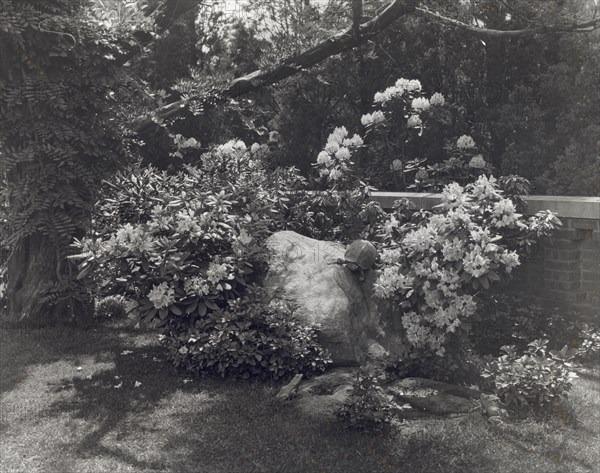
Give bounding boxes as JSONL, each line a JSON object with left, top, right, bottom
{"left": 308, "top": 78, "right": 561, "bottom": 357}
{"left": 73, "top": 140, "right": 334, "bottom": 379}
{"left": 75, "top": 140, "right": 279, "bottom": 329}
{"left": 357, "top": 78, "right": 494, "bottom": 191}
{"left": 373, "top": 176, "right": 560, "bottom": 354}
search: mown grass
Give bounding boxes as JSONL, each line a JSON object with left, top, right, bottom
{"left": 1, "top": 318, "right": 598, "bottom": 473}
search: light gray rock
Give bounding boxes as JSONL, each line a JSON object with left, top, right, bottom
{"left": 293, "top": 368, "right": 356, "bottom": 417}
{"left": 263, "top": 231, "right": 403, "bottom": 365}
{"left": 387, "top": 377, "right": 480, "bottom": 415}
{"left": 276, "top": 374, "right": 304, "bottom": 400}
{"left": 289, "top": 369, "right": 482, "bottom": 421}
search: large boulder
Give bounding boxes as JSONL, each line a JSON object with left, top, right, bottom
{"left": 263, "top": 231, "right": 404, "bottom": 365}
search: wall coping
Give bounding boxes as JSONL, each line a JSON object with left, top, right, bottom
{"left": 370, "top": 192, "right": 600, "bottom": 220}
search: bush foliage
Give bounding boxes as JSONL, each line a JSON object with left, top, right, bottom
{"left": 482, "top": 340, "right": 578, "bottom": 412}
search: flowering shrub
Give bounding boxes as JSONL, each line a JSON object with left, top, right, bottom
{"left": 355, "top": 78, "right": 493, "bottom": 191}
{"left": 373, "top": 176, "right": 561, "bottom": 354}
{"left": 290, "top": 126, "right": 387, "bottom": 242}
{"left": 315, "top": 126, "right": 363, "bottom": 184}
{"left": 164, "top": 286, "right": 331, "bottom": 380}
{"left": 576, "top": 326, "right": 600, "bottom": 363}
{"left": 482, "top": 340, "right": 578, "bottom": 412}
{"left": 74, "top": 139, "right": 332, "bottom": 379}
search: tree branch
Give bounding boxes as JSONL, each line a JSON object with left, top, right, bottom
{"left": 131, "top": 0, "right": 600, "bottom": 134}
{"left": 415, "top": 7, "right": 600, "bottom": 38}
{"left": 132, "top": 0, "right": 416, "bottom": 134}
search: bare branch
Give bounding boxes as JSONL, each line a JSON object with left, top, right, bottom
{"left": 416, "top": 6, "right": 600, "bottom": 38}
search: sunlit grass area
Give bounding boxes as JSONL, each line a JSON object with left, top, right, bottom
{"left": 0, "top": 319, "right": 598, "bottom": 473}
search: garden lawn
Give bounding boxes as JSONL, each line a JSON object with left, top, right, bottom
{"left": 0, "top": 319, "right": 598, "bottom": 473}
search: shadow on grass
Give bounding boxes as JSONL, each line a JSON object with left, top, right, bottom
{"left": 3, "top": 319, "right": 598, "bottom": 473}
{"left": 0, "top": 320, "right": 139, "bottom": 395}
{"left": 39, "top": 335, "right": 193, "bottom": 470}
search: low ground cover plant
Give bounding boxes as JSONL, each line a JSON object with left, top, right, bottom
{"left": 163, "top": 286, "right": 331, "bottom": 380}
{"left": 482, "top": 340, "right": 578, "bottom": 414}
{"left": 335, "top": 367, "right": 398, "bottom": 431}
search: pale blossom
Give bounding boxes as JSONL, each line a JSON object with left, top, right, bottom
{"left": 441, "top": 182, "right": 467, "bottom": 209}
{"left": 463, "top": 250, "right": 491, "bottom": 278}
{"left": 335, "top": 147, "right": 351, "bottom": 161}
{"left": 206, "top": 262, "right": 232, "bottom": 284}
{"left": 342, "top": 134, "right": 364, "bottom": 147}
{"left": 441, "top": 238, "right": 464, "bottom": 262}
{"left": 500, "top": 251, "right": 520, "bottom": 273}
{"left": 492, "top": 199, "right": 519, "bottom": 228}
{"left": 469, "top": 175, "right": 501, "bottom": 201}
{"left": 361, "top": 110, "right": 386, "bottom": 126}
{"left": 469, "top": 154, "right": 486, "bottom": 169}
{"left": 148, "top": 282, "right": 175, "bottom": 309}
{"left": 184, "top": 277, "right": 210, "bottom": 297}
{"left": 327, "top": 126, "right": 348, "bottom": 145}
{"left": 456, "top": 135, "right": 476, "bottom": 149}
{"left": 407, "top": 115, "right": 422, "bottom": 127}
{"left": 411, "top": 97, "right": 430, "bottom": 112}
{"left": 329, "top": 168, "right": 343, "bottom": 180}
{"left": 430, "top": 92, "right": 446, "bottom": 106}
{"left": 317, "top": 151, "right": 332, "bottom": 165}
{"left": 390, "top": 159, "right": 403, "bottom": 171}
{"left": 324, "top": 142, "right": 340, "bottom": 154}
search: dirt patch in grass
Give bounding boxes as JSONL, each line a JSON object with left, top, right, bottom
{"left": 1, "top": 320, "right": 598, "bottom": 473}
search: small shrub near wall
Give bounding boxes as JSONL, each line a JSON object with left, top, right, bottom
{"left": 482, "top": 340, "right": 578, "bottom": 414}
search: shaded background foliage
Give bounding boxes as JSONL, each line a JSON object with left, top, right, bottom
{"left": 88, "top": 0, "right": 598, "bottom": 195}
{"left": 1, "top": 0, "right": 598, "bottom": 323}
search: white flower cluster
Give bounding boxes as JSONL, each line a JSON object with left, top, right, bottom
{"left": 374, "top": 177, "right": 525, "bottom": 353}
{"left": 112, "top": 223, "right": 154, "bottom": 253}
{"left": 374, "top": 78, "right": 422, "bottom": 104}
{"left": 456, "top": 135, "right": 476, "bottom": 149}
{"left": 469, "top": 154, "right": 486, "bottom": 169}
{"left": 360, "top": 110, "right": 386, "bottom": 127}
{"left": 316, "top": 126, "right": 363, "bottom": 182}
{"left": 184, "top": 276, "right": 211, "bottom": 297}
{"left": 202, "top": 139, "right": 256, "bottom": 175}
{"left": 148, "top": 282, "right": 175, "bottom": 309}
{"left": 217, "top": 139, "right": 246, "bottom": 156}
{"left": 206, "top": 260, "right": 235, "bottom": 285}
{"left": 407, "top": 115, "right": 422, "bottom": 128}
{"left": 429, "top": 92, "right": 446, "bottom": 106}
{"left": 411, "top": 97, "right": 430, "bottom": 112}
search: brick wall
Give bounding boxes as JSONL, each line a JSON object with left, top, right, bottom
{"left": 370, "top": 192, "right": 600, "bottom": 318}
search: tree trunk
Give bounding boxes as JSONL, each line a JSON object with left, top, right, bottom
{"left": 4, "top": 233, "right": 92, "bottom": 326}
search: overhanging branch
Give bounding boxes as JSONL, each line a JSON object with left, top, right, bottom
{"left": 131, "top": 0, "right": 600, "bottom": 135}
{"left": 132, "top": 0, "right": 416, "bottom": 134}
{"left": 416, "top": 7, "right": 600, "bottom": 38}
